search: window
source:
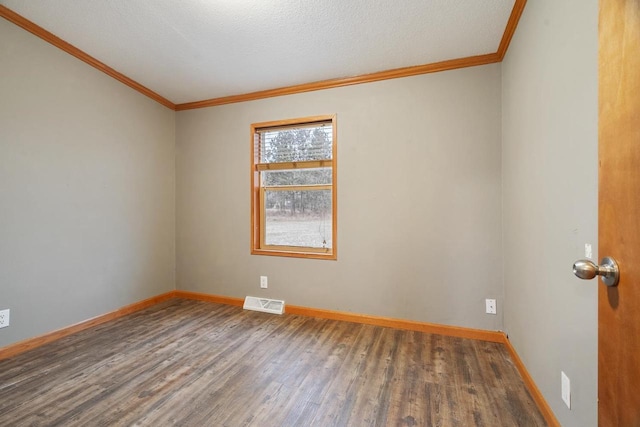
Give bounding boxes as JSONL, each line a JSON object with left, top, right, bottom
{"left": 251, "top": 115, "right": 337, "bottom": 259}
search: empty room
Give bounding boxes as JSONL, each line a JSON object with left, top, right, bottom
{"left": 1, "top": 0, "right": 638, "bottom": 426}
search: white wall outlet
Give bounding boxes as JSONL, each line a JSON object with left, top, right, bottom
{"left": 561, "top": 371, "right": 571, "bottom": 409}
{"left": 485, "top": 299, "right": 497, "bottom": 315}
{"left": 585, "top": 243, "right": 592, "bottom": 259}
{"left": 0, "top": 309, "right": 10, "bottom": 328}
{"left": 260, "top": 276, "right": 268, "bottom": 289}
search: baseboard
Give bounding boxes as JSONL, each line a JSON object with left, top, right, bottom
{"left": 175, "top": 290, "right": 505, "bottom": 343}
{"left": 286, "top": 304, "right": 506, "bottom": 342}
{"left": 503, "top": 336, "right": 560, "bottom": 427}
{"left": 173, "top": 290, "right": 244, "bottom": 306}
{"left": 176, "top": 290, "right": 557, "bottom": 425}
{"left": 0, "top": 289, "right": 559, "bottom": 427}
{"left": 1, "top": 289, "right": 503, "bottom": 359}
{"left": 0, "top": 291, "right": 178, "bottom": 361}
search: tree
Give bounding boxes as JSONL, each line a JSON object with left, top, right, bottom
{"left": 262, "top": 126, "right": 332, "bottom": 217}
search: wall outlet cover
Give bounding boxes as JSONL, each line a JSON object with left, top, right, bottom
{"left": 485, "top": 299, "right": 497, "bottom": 315}
{"left": 0, "top": 309, "right": 10, "bottom": 328}
{"left": 561, "top": 371, "right": 571, "bottom": 409}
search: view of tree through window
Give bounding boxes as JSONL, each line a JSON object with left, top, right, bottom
{"left": 251, "top": 116, "right": 336, "bottom": 259}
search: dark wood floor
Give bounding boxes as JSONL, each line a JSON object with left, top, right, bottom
{"left": 0, "top": 299, "right": 547, "bottom": 426}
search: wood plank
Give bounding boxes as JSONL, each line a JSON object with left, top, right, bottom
{"left": 285, "top": 304, "right": 506, "bottom": 343}
{"left": 0, "top": 299, "right": 547, "bottom": 426}
{"left": 0, "top": 299, "right": 546, "bottom": 426}
{"left": 0, "top": 291, "right": 178, "bottom": 361}
{"left": 503, "top": 336, "right": 560, "bottom": 426}
{"left": 175, "top": 290, "right": 506, "bottom": 342}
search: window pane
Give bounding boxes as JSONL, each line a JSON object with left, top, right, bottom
{"left": 259, "top": 125, "right": 332, "bottom": 163}
{"left": 262, "top": 168, "right": 332, "bottom": 186}
{"left": 252, "top": 115, "right": 336, "bottom": 259}
{"left": 264, "top": 190, "right": 332, "bottom": 249}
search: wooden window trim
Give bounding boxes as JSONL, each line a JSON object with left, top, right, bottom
{"left": 263, "top": 185, "right": 332, "bottom": 192}
{"left": 255, "top": 160, "right": 333, "bottom": 171}
{"left": 251, "top": 115, "right": 337, "bottom": 260}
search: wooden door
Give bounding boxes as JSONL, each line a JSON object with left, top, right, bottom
{"left": 598, "top": 0, "right": 640, "bottom": 425}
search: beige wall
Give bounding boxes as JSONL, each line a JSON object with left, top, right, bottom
{"left": 176, "top": 64, "right": 504, "bottom": 330}
{"left": 0, "top": 19, "right": 176, "bottom": 347}
{"left": 502, "top": 1, "right": 598, "bottom": 426}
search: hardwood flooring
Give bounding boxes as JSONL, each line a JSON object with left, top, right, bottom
{"left": 0, "top": 299, "right": 547, "bottom": 426}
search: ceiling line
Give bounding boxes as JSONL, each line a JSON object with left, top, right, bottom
{"left": 0, "top": 5, "right": 176, "bottom": 110}
{"left": 175, "top": 52, "right": 501, "bottom": 111}
{"left": 176, "top": 0, "right": 526, "bottom": 111}
{"left": 1, "top": 1, "right": 527, "bottom": 112}
{"left": 497, "top": 0, "right": 527, "bottom": 60}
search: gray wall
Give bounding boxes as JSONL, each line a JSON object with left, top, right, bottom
{"left": 501, "top": 1, "right": 598, "bottom": 426}
{"left": 0, "top": 18, "right": 176, "bottom": 347}
{"left": 1, "top": 4, "right": 600, "bottom": 423}
{"left": 176, "top": 64, "right": 504, "bottom": 331}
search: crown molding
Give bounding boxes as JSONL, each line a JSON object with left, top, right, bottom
{"left": 175, "top": 53, "right": 501, "bottom": 111}
{"left": 0, "top": 5, "right": 176, "bottom": 110}
{"left": 1, "top": 0, "right": 527, "bottom": 111}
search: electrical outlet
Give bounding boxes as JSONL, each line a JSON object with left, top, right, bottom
{"left": 0, "top": 309, "right": 10, "bottom": 328}
{"left": 561, "top": 371, "right": 571, "bottom": 409}
{"left": 485, "top": 299, "right": 497, "bottom": 315}
{"left": 260, "top": 276, "right": 268, "bottom": 289}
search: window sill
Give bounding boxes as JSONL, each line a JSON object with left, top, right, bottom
{"left": 251, "top": 248, "right": 337, "bottom": 260}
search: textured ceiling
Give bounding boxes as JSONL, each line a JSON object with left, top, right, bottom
{"left": 0, "top": 0, "right": 517, "bottom": 105}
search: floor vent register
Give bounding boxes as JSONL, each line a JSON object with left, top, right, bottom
{"left": 243, "top": 296, "right": 285, "bottom": 315}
